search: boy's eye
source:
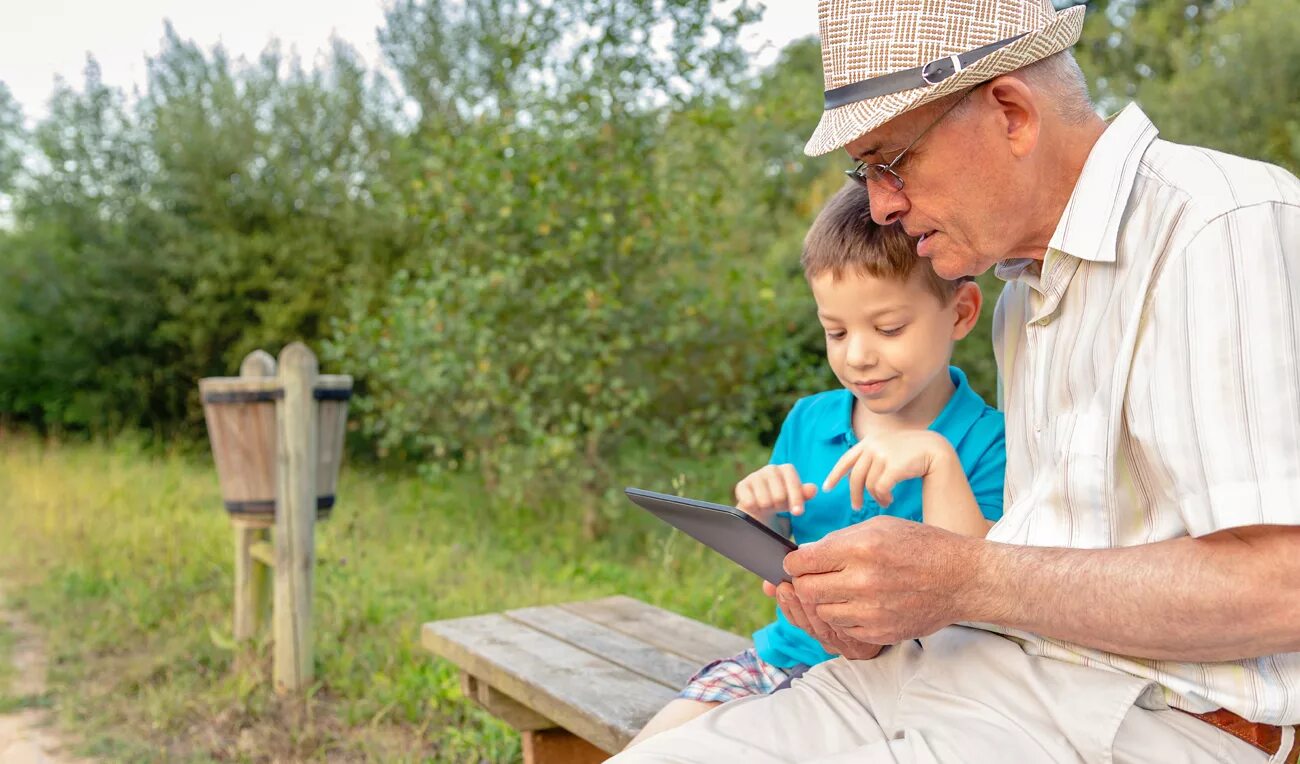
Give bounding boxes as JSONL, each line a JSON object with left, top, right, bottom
{"left": 878, "top": 324, "right": 906, "bottom": 337}
{"left": 825, "top": 329, "right": 846, "bottom": 341}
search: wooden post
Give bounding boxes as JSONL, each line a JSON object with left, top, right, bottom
{"left": 233, "top": 351, "right": 275, "bottom": 654}
{"left": 273, "top": 342, "right": 318, "bottom": 693}
{"left": 521, "top": 730, "right": 608, "bottom": 764}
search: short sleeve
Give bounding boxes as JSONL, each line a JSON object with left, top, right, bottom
{"left": 767, "top": 398, "right": 804, "bottom": 467}
{"left": 1138, "top": 202, "right": 1300, "bottom": 536}
{"left": 964, "top": 421, "right": 1007, "bottom": 522}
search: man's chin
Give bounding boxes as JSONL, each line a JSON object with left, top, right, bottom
{"left": 928, "top": 255, "right": 971, "bottom": 280}
{"left": 927, "top": 249, "right": 991, "bottom": 281}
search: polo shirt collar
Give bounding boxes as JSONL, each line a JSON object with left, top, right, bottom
{"left": 823, "top": 388, "right": 858, "bottom": 444}
{"left": 996, "top": 103, "right": 1160, "bottom": 283}
{"left": 820, "top": 367, "right": 984, "bottom": 445}
{"left": 926, "top": 366, "right": 986, "bottom": 445}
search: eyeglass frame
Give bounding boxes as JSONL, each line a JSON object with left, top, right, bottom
{"left": 844, "top": 85, "right": 982, "bottom": 193}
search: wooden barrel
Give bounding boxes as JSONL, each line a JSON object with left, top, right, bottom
{"left": 314, "top": 375, "right": 353, "bottom": 518}
{"left": 199, "top": 374, "right": 354, "bottom": 527}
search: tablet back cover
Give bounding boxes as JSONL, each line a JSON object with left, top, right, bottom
{"left": 625, "top": 488, "right": 795, "bottom": 583}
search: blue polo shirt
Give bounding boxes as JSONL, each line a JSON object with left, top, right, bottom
{"left": 753, "top": 366, "right": 1006, "bottom": 668}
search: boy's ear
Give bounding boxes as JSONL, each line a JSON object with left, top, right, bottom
{"left": 950, "top": 281, "right": 983, "bottom": 341}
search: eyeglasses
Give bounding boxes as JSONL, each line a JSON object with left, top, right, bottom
{"left": 845, "top": 87, "right": 978, "bottom": 193}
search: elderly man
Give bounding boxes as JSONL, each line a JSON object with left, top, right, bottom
{"left": 611, "top": 0, "right": 1300, "bottom": 762}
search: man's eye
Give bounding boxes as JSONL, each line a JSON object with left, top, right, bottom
{"left": 878, "top": 325, "right": 906, "bottom": 337}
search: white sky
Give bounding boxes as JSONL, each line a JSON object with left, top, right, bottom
{"left": 0, "top": 0, "right": 819, "bottom": 122}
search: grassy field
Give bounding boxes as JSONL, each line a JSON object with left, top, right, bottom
{"left": 0, "top": 432, "right": 771, "bottom": 762}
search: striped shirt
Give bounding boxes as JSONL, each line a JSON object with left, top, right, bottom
{"left": 984, "top": 104, "right": 1300, "bottom": 725}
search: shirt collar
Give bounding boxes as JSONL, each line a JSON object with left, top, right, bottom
{"left": 821, "top": 367, "right": 984, "bottom": 444}
{"left": 925, "top": 366, "right": 986, "bottom": 445}
{"left": 996, "top": 103, "right": 1160, "bottom": 281}
{"left": 822, "top": 388, "right": 858, "bottom": 444}
{"left": 1047, "top": 103, "right": 1159, "bottom": 263}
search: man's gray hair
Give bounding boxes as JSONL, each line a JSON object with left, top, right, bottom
{"left": 1017, "top": 50, "right": 1095, "bottom": 125}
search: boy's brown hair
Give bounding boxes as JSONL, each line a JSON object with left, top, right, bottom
{"left": 801, "top": 181, "right": 970, "bottom": 301}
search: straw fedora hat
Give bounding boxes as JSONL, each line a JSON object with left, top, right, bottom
{"left": 805, "top": 0, "right": 1086, "bottom": 156}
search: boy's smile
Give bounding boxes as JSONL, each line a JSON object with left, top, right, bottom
{"left": 851, "top": 377, "right": 895, "bottom": 398}
{"left": 809, "top": 266, "right": 981, "bottom": 430}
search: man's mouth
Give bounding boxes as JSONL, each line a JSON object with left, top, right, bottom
{"left": 916, "top": 230, "right": 939, "bottom": 257}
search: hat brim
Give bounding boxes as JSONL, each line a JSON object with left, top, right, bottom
{"left": 803, "top": 5, "right": 1086, "bottom": 157}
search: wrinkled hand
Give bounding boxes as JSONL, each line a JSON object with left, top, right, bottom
{"left": 823, "top": 430, "right": 957, "bottom": 511}
{"left": 778, "top": 515, "right": 985, "bottom": 645}
{"left": 763, "top": 579, "right": 884, "bottom": 660}
{"left": 735, "top": 463, "right": 819, "bottom": 519}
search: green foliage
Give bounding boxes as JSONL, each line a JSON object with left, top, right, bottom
{"left": 0, "top": 0, "right": 1295, "bottom": 474}
{"left": 1073, "top": 0, "right": 1231, "bottom": 106}
{"left": 0, "top": 31, "right": 409, "bottom": 436}
{"left": 326, "top": 0, "right": 821, "bottom": 520}
{"left": 0, "top": 83, "right": 21, "bottom": 195}
{"left": 1120, "top": 1, "right": 1297, "bottom": 173}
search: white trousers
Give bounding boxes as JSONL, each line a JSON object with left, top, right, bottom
{"left": 610, "top": 626, "right": 1275, "bottom": 763}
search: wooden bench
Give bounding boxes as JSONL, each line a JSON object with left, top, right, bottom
{"left": 422, "top": 595, "right": 749, "bottom": 763}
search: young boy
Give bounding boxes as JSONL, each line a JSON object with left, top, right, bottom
{"left": 628, "top": 181, "right": 1006, "bottom": 745}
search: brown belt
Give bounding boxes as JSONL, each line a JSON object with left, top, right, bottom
{"left": 1183, "top": 708, "right": 1299, "bottom": 763}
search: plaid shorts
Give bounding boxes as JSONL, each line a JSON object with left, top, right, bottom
{"left": 678, "top": 648, "right": 807, "bottom": 704}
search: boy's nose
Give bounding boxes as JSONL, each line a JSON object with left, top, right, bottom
{"left": 845, "top": 338, "right": 878, "bottom": 369}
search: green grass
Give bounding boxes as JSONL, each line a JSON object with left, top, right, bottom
{"left": 0, "top": 433, "right": 771, "bottom": 762}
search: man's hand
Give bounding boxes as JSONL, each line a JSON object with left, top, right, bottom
{"left": 784, "top": 516, "right": 984, "bottom": 645}
{"left": 823, "top": 430, "right": 957, "bottom": 511}
{"left": 763, "top": 580, "right": 884, "bottom": 660}
{"left": 735, "top": 464, "right": 819, "bottom": 519}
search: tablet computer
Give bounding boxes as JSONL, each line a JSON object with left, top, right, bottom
{"left": 625, "top": 487, "right": 797, "bottom": 583}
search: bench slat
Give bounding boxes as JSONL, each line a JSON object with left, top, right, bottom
{"left": 423, "top": 613, "right": 676, "bottom": 753}
{"left": 506, "top": 604, "right": 701, "bottom": 690}
{"left": 559, "top": 596, "right": 751, "bottom": 668}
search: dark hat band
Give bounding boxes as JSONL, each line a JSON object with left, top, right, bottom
{"left": 823, "top": 32, "right": 1027, "bottom": 110}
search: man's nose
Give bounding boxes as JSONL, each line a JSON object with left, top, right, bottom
{"left": 867, "top": 182, "right": 909, "bottom": 225}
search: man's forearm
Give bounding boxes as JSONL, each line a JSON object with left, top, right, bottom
{"left": 963, "top": 524, "right": 1300, "bottom": 661}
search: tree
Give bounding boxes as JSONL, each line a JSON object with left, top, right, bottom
{"left": 0, "top": 83, "right": 22, "bottom": 195}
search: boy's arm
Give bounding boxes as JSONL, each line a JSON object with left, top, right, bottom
{"left": 823, "top": 430, "right": 999, "bottom": 539}
{"left": 919, "top": 447, "right": 993, "bottom": 538}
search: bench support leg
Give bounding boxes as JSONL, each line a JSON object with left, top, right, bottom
{"left": 521, "top": 729, "right": 608, "bottom": 764}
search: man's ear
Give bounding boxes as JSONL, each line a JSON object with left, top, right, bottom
{"left": 950, "top": 280, "right": 983, "bottom": 341}
{"left": 981, "top": 75, "right": 1041, "bottom": 159}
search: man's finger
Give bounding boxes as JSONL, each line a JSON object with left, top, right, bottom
{"left": 774, "top": 582, "right": 811, "bottom": 632}
{"left": 801, "top": 601, "right": 837, "bottom": 641}
{"left": 783, "top": 540, "right": 842, "bottom": 577}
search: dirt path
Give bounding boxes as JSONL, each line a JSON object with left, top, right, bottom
{"left": 0, "top": 595, "right": 89, "bottom": 764}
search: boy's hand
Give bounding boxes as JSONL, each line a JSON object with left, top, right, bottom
{"left": 735, "top": 464, "right": 818, "bottom": 518}
{"left": 823, "top": 431, "right": 957, "bottom": 511}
